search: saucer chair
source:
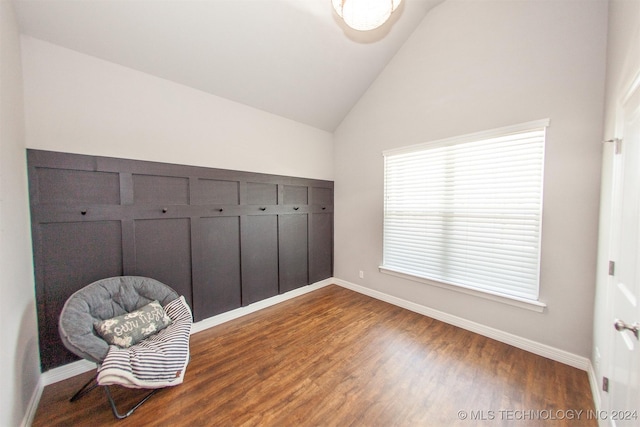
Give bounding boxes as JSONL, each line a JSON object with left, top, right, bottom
{"left": 58, "top": 276, "right": 192, "bottom": 419}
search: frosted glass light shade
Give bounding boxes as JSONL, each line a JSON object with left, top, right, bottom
{"left": 332, "top": 0, "right": 402, "bottom": 31}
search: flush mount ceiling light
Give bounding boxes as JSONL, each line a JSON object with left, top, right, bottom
{"left": 332, "top": 0, "right": 402, "bottom": 31}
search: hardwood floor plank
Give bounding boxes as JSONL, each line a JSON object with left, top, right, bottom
{"left": 33, "top": 285, "right": 596, "bottom": 426}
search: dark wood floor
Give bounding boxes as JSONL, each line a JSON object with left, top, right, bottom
{"left": 33, "top": 285, "right": 596, "bottom": 426}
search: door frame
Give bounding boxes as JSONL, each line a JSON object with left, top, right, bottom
{"left": 602, "top": 69, "right": 640, "bottom": 426}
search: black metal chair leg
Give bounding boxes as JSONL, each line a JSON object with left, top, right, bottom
{"left": 70, "top": 375, "right": 100, "bottom": 402}
{"left": 103, "top": 385, "right": 160, "bottom": 419}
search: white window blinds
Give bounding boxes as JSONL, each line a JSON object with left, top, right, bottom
{"left": 382, "top": 120, "right": 548, "bottom": 301}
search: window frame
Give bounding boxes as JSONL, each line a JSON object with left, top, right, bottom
{"left": 380, "top": 120, "right": 549, "bottom": 312}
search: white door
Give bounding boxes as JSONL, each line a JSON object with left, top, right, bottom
{"left": 609, "top": 82, "right": 640, "bottom": 427}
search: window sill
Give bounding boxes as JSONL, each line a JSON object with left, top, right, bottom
{"left": 378, "top": 266, "right": 547, "bottom": 313}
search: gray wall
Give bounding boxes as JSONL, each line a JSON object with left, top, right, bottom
{"left": 5, "top": 0, "right": 622, "bottom": 423}
{"left": 334, "top": 0, "right": 608, "bottom": 357}
{"left": 0, "top": 1, "right": 40, "bottom": 426}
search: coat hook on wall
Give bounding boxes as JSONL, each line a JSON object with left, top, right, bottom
{"left": 162, "top": 208, "right": 168, "bottom": 213}
{"left": 81, "top": 210, "right": 87, "bottom": 215}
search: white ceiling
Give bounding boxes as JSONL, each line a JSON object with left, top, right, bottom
{"left": 15, "top": 0, "right": 443, "bottom": 132}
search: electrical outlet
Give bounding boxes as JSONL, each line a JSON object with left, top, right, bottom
{"left": 359, "top": 270, "right": 364, "bottom": 279}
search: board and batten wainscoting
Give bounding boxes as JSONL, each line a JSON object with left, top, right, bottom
{"left": 27, "top": 149, "right": 333, "bottom": 371}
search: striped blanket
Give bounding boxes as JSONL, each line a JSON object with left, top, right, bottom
{"left": 97, "top": 296, "right": 192, "bottom": 389}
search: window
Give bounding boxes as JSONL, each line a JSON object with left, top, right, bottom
{"left": 381, "top": 120, "right": 548, "bottom": 302}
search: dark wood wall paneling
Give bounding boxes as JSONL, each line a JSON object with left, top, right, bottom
{"left": 27, "top": 149, "right": 334, "bottom": 371}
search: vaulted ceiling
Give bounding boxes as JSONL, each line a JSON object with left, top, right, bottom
{"left": 15, "top": 0, "right": 444, "bottom": 132}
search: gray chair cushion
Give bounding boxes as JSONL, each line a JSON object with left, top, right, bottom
{"left": 58, "top": 276, "right": 179, "bottom": 364}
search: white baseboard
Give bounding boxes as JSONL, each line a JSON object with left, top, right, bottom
{"left": 587, "top": 360, "right": 601, "bottom": 411}
{"left": 20, "top": 377, "right": 44, "bottom": 427}
{"left": 24, "top": 279, "right": 334, "bottom": 426}
{"left": 26, "top": 276, "right": 595, "bottom": 426}
{"left": 38, "top": 278, "right": 335, "bottom": 388}
{"left": 587, "top": 360, "right": 612, "bottom": 427}
{"left": 41, "top": 359, "right": 97, "bottom": 386}
{"left": 23, "top": 352, "right": 97, "bottom": 426}
{"left": 332, "top": 278, "right": 591, "bottom": 371}
{"left": 191, "top": 278, "right": 333, "bottom": 334}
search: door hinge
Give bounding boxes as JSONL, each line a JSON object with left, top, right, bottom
{"left": 603, "top": 138, "right": 622, "bottom": 154}
{"left": 608, "top": 260, "right": 615, "bottom": 276}
{"left": 603, "top": 376, "right": 609, "bottom": 392}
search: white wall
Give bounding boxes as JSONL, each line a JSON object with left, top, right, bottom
{"left": 0, "top": 1, "right": 40, "bottom": 425}
{"left": 16, "top": 30, "right": 334, "bottom": 423}
{"left": 20, "top": 36, "right": 334, "bottom": 181}
{"left": 334, "top": 0, "right": 608, "bottom": 357}
{"left": 592, "top": 0, "right": 640, "bottom": 412}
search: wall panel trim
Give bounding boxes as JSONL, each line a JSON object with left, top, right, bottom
{"left": 28, "top": 149, "right": 333, "bottom": 370}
